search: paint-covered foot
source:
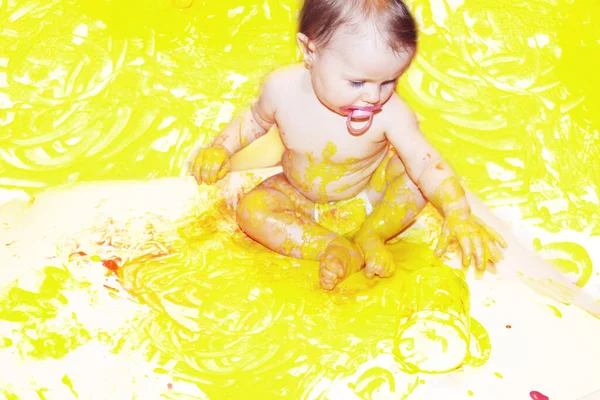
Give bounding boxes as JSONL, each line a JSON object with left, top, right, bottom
{"left": 319, "top": 238, "right": 364, "bottom": 290}
{"left": 355, "top": 232, "right": 396, "bottom": 279}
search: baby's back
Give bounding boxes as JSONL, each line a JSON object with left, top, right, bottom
{"left": 268, "top": 65, "right": 390, "bottom": 203}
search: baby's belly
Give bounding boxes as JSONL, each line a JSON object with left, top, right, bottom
{"left": 281, "top": 150, "right": 385, "bottom": 203}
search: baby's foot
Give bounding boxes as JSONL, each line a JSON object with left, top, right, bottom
{"left": 355, "top": 232, "right": 396, "bottom": 279}
{"left": 319, "top": 238, "right": 364, "bottom": 290}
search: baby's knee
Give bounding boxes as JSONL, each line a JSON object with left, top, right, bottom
{"left": 236, "top": 190, "right": 264, "bottom": 227}
{"left": 236, "top": 187, "right": 290, "bottom": 229}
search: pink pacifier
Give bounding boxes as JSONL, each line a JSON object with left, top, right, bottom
{"left": 340, "top": 104, "right": 382, "bottom": 136}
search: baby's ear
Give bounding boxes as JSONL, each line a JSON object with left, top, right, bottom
{"left": 296, "top": 33, "right": 316, "bottom": 64}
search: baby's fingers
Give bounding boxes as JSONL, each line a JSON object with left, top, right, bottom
{"left": 472, "top": 235, "right": 489, "bottom": 270}
{"left": 207, "top": 157, "right": 222, "bottom": 183}
{"left": 200, "top": 157, "right": 215, "bottom": 184}
{"left": 486, "top": 238, "right": 503, "bottom": 264}
{"left": 217, "top": 158, "right": 231, "bottom": 181}
{"left": 474, "top": 217, "right": 507, "bottom": 248}
{"left": 459, "top": 235, "right": 473, "bottom": 268}
{"left": 192, "top": 152, "right": 205, "bottom": 184}
{"left": 434, "top": 227, "right": 450, "bottom": 256}
{"left": 203, "top": 153, "right": 225, "bottom": 183}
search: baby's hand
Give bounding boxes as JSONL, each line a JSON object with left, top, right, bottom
{"left": 434, "top": 211, "right": 508, "bottom": 270}
{"left": 191, "top": 145, "right": 231, "bottom": 184}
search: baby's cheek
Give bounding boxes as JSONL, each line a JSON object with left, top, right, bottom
{"left": 319, "top": 78, "right": 344, "bottom": 101}
{"left": 333, "top": 87, "right": 357, "bottom": 108}
{"left": 314, "top": 79, "right": 338, "bottom": 107}
{"left": 382, "top": 87, "right": 395, "bottom": 102}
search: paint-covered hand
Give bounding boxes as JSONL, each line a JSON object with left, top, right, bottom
{"left": 434, "top": 211, "right": 507, "bottom": 270}
{"left": 191, "top": 145, "right": 231, "bottom": 184}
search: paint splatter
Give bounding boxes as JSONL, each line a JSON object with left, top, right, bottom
{"left": 101, "top": 259, "right": 119, "bottom": 272}
{"left": 61, "top": 375, "right": 78, "bottom": 398}
{"left": 530, "top": 390, "right": 549, "bottom": 400}
{"left": 546, "top": 305, "right": 563, "bottom": 318}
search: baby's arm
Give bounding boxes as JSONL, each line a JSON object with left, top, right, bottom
{"left": 191, "top": 75, "right": 278, "bottom": 184}
{"left": 211, "top": 76, "right": 278, "bottom": 155}
{"left": 384, "top": 95, "right": 507, "bottom": 268}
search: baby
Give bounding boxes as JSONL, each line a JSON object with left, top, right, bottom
{"left": 191, "top": 0, "right": 507, "bottom": 290}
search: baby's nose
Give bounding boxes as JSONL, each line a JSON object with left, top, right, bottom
{"left": 361, "top": 86, "right": 380, "bottom": 104}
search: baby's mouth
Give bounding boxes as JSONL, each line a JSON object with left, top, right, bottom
{"left": 339, "top": 104, "right": 382, "bottom": 136}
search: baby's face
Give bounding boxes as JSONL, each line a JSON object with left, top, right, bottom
{"left": 308, "top": 27, "right": 413, "bottom": 114}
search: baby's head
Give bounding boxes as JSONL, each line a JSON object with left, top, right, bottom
{"left": 298, "top": 0, "right": 417, "bottom": 115}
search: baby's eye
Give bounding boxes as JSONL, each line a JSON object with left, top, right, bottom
{"left": 349, "top": 81, "right": 364, "bottom": 88}
{"left": 383, "top": 79, "right": 398, "bottom": 86}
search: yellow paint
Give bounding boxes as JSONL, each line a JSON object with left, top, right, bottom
{"left": 172, "top": 0, "right": 194, "bottom": 9}
{"left": 546, "top": 305, "right": 563, "bottom": 318}
{"left": 0, "top": 0, "right": 598, "bottom": 398}
{"left": 61, "top": 375, "right": 77, "bottom": 398}
{"left": 431, "top": 176, "right": 468, "bottom": 216}
{"left": 304, "top": 141, "right": 361, "bottom": 199}
{"left": 191, "top": 145, "right": 231, "bottom": 184}
{"left": 494, "top": 372, "right": 504, "bottom": 379}
{"left": 431, "top": 177, "right": 508, "bottom": 269}
{"left": 118, "top": 217, "right": 467, "bottom": 398}
{"left": 533, "top": 239, "right": 593, "bottom": 288}
{"left": 394, "top": 266, "right": 490, "bottom": 374}
{"left": 314, "top": 194, "right": 370, "bottom": 238}
{"left": 0, "top": 267, "right": 92, "bottom": 359}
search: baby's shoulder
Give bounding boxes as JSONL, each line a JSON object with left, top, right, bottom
{"left": 381, "top": 92, "right": 418, "bottom": 125}
{"left": 259, "top": 64, "right": 305, "bottom": 97}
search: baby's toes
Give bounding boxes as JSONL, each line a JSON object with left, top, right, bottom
{"left": 364, "top": 252, "right": 382, "bottom": 279}
{"left": 325, "top": 255, "right": 346, "bottom": 278}
{"left": 319, "top": 268, "right": 337, "bottom": 290}
{"left": 319, "top": 255, "right": 342, "bottom": 290}
{"left": 375, "top": 250, "right": 396, "bottom": 278}
{"left": 364, "top": 250, "right": 396, "bottom": 279}
{"left": 320, "top": 274, "right": 336, "bottom": 290}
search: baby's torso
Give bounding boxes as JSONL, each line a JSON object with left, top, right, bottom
{"left": 270, "top": 65, "right": 391, "bottom": 203}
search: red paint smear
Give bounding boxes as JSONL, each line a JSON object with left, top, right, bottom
{"left": 167, "top": 383, "right": 173, "bottom": 390}
{"left": 102, "top": 259, "right": 119, "bottom": 271}
{"left": 530, "top": 391, "right": 549, "bottom": 400}
{"left": 506, "top": 325, "right": 512, "bottom": 329}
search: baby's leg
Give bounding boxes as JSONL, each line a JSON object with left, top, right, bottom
{"left": 236, "top": 173, "right": 364, "bottom": 290}
{"left": 356, "top": 154, "right": 427, "bottom": 278}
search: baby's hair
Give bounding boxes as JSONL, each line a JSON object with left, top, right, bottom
{"left": 299, "top": 0, "right": 417, "bottom": 54}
